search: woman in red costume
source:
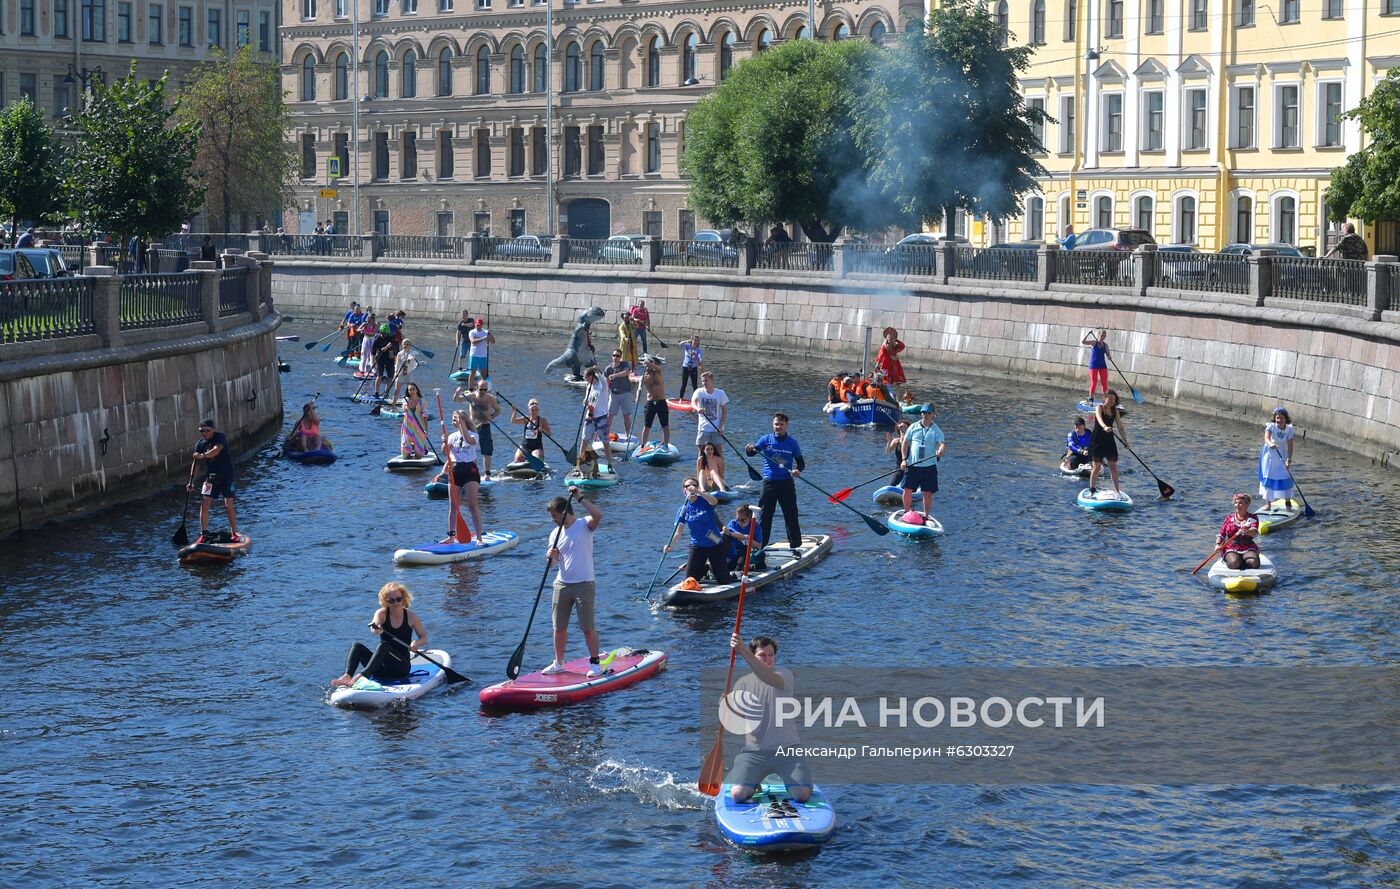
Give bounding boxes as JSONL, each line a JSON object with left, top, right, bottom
{"left": 875, "top": 327, "right": 906, "bottom": 385}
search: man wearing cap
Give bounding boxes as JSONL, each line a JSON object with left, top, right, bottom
{"left": 900, "top": 404, "right": 946, "bottom": 518}
{"left": 188, "top": 419, "right": 240, "bottom": 542}
{"left": 467, "top": 317, "right": 495, "bottom": 390}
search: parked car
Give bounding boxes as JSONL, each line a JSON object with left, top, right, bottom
{"left": 1072, "top": 228, "right": 1156, "bottom": 252}
{"left": 494, "top": 235, "right": 552, "bottom": 259}
{"left": 18, "top": 248, "right": 72, "bottom": 278}
{"left": 1218, "top": 242, "right": 1303, "bottom": 257}
{"left": 686, "top": 229, "right": 737, "bottom": 264}
{"left": 981, "top": 240, "right": 1041, "bottom": 278}
{"left": 0, "top": 250, "right": 40, "bottom": 281}
{"left": 1151, "top": 244, "right": 1209, "bottom": 286}
{"left": 1220, "top": 242, "right": 1348, "bottom": 297}
{"left": 596, "top": 234, "right": 644, "bottom": 263}
{"left": 883, "top": 233, "right": 942, "bottom": 274}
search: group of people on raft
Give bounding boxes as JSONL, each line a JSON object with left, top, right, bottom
{"left": 823, "top": 328, "right": 909, "bottom": 408}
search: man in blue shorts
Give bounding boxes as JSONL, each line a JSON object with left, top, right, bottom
{"left": 900, "top": 404, "right": 946, "bottom": 516}
{"left": 188, "top": 418, "right": 240, "bottom": 542}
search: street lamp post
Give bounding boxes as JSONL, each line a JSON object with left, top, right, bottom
{"left": 63, "top": 63, "right": 105, "bottom": 111}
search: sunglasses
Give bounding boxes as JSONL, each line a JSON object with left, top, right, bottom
{"left": 385, "top": 596, "right": 403, "bottom": 604}
{"left": 684, "top": 483, "right": 697, "bottom": 490}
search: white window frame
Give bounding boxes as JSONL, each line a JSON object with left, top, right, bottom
{"left": 1058, "top": 95, "right": 1076, "bottom": 154}
{"left": 1274, "top": 83, "right": 1301, "bottom": 149}
{"left": 1172, "top": 191, "right": 1199, "bottom": 245}
{"left": 1141, "top": 90, "right": 1164, "bottom": 151}
{"left": 1090, "top": 190, "right": 1115, "bottom": 229}
{"left": 1316, "top": 80, "right": 1344, "bottom": 148}
{"left": 1057, "top": 193, "right": 1072, "bottom": 233}
{"left": 1028, "top": 96, "right": 1047, "bottom": 153}
{"left": 1230, "top": 190, "right": 1255, "bottom": 243}
{"left": 1230, "top": 85, "right": 1256, "bottom": 149}
{"left": 1130, "top": 191, "right": 1154, "bottom": 235}
{"left": 1024, "top": 195, "right": 1044, "bottom": 241}
{"left": 1270, "top": 191, "right": 1299, "bottom": 245}
{"left": 1101, "top": 92, "right": 1124, "bottom": 152}
{"left": 1183, "top": 87, "right": 1208, "bottom": 150}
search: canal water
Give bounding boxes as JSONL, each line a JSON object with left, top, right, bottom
{"left": 4, "top": 319, "right": 1399, "bottom": 887}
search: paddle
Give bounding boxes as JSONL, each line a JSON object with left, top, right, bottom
{"left": 276, "top": 335, "right": 300, "bottom": 342}
{"left": 370, "top": 624, "right": 472, "bottom": 685}
{"left": 1106, "top": 352, "right": 1145, "bottom": 405}
{"left": 636, "top": 320, "right": 668, "bottom": 349}
{"left": 505, "top": 491, "right": 575, "bottom": 680}
{"left": 717, "top": 429, "right": 890, "bottom": 536}
{"left": 304, "top": 329, "right": 340, "bottom": 350}
{"left": 699, "top": 521, "right": 757, "bottom": 797}
{"left": 414, "top": 345, "right": 435, "bottom": 360}
{"left": 488, "top": 414, "right": 546, "bottom": 473}
{"left": 644, "top": 510, "right": 686, "bottom": 601}
{"left": 621, "top": 371, "right": 645, "bottom": 462}
{"left": 495, "top": 391, "right": 574, "bottom": 464}
{"left": 1190, "top": 527, "right": 1247, "bottom": 575}
{"left": 436, "top": 390, "right": 472, "bottom": 543}
{"left": 827, "top": 466, "right": 902, "bottom": 503}
{"left": 1113, "top": 432, "right": 1175, "bottom": 499}
{"left": 1280, "top": 461, "right": 1317, "bottom": 519}
{"left": 171, "top": 458, "right": 197, "bottom": 546}
{"left": 569, "top": 384, "right": 594, "bottom": 468}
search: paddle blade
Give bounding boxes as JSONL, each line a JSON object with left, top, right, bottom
{"left": 746, "top": 464, "right": 762, "bottom": 482}
{"left": 418, "top": 347, "right": 435, "bottom": 359}
{"left": 526, "top": 453, "right": 547, "bottom": 472}
{"left": 862, "top": 512, "right": 891, "bottom": 535}
{"left": 828, "top": 487, "right": 855, "bottom": 503}
{"left": 321, "top": 341, "right": 334, "bottom": 351}
{"left": 1303, "top": 503, "right": 1316, "bottom": 518}
{"left": 171, "top": 524, "right": 188, "bottom": 546}
{"left": 453, "top": 509, "right": 472, "bottom": 543}
{"left": 563, "top": 446, "right": 578, "bottom": 465}
{"left": 698, "top": 735, "right": 725, "bottom": 796}
{"left": 336, "top": 355, "right": 349, "bottom": 366}
{"left": 1131, "top": 387, "right": 1145, "bottom": 404}
{"left": 1157, "top": 480, "right": 1176, "bottom": 500}
{"left": 369, "top": 405, "right": 382, "bottom": 416}
{"left": 303, "top": 340, "right": 316, "bottom": 350}
{"left": 505, "top": 641, "right": 526, "bottom": 680}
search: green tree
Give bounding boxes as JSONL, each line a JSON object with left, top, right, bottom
{"left": 1325, "top": 70, "right": 1400, "bottom": 222}
{"left": 176, "top": 46, "right": 296, "bottom": 233}
{"left": 683, "top": 39, "right": 881, "bottom": 241}
{"left": 0, "top": 96, "right": 62, "bottom": 242}
{"left": 63, "top": 63, "right": 204, "bottom": 261}
{"left": 857, "top": 0, "right": 1048, "bottom": 232}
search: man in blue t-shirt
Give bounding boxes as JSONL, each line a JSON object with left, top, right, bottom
{"left": 746, "top": 412, "right": 805, "bottom": 552}
{"left": 188, "top": 418, "right": 240, "bottom": 542}
{"left": 900, "top": 404, "right": 947, "bottom": 516}
{"left": 662, "top": 478, "right": 732, "bottom": 585}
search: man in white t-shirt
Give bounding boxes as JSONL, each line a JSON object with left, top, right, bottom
{"left": 467, "top": 318, "right": 495, "bottom": 389}
{"left": 543, "top": 492, "right": 609, "bottom": 676}
{"left": 582, "top": 364, "right": 611, "bottom": 450}
{"left": 692, "top": 371, "right": 728, "bottom": 456}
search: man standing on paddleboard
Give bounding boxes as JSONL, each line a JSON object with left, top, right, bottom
{"left": 692, "top": 371, "right": 728, "bottom": 459}
{"left": 544, "top": 492, "right": 608, "bottom": 676}
{"left": 189, "top": 418, "right": 240, "bottom": 542}
{"left": 636, "top": 355, "right": 670, "bottom": 451}
{"left": 727, "top": 633, "right": 812, "bottom": 804}
{"left": 746, "top": 412, "right": 804, "bottom": 553}
{"left": 900, "top": 404, "right": 946, "bottom": 518}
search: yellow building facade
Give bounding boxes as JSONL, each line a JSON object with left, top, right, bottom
{"left": 980, "top": 0, "right": 1396, "bottom": 254}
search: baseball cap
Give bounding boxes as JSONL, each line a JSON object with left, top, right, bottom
{"left": 919, "top": 404, "right": 933, "bottom": 413}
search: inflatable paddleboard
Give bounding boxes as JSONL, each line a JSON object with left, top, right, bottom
{"left": 336, "top": 355, "right": 361, "bottom": 368}
{"left": 1059, "top": 458, "right": 1091, "bottom": 478}
{"left": 378, "top": 406, "right": 434, "bottom": 421}
{"left": 667, "top": 398, "right": 695, "bottom": 413}
{"left": 500, "top": 460, "right": 548, "bottom": 479}
{"left": 662, "top": 534, "right": 833, "bottom": 606}
{"left": 563, "top": 374, "right": 590, "bottom": 389}
{"left": 631, "top": 442, "right": 681, "bottom": 465}
{"left": 708, "top": 489, "right": 741, "bottom": 503}
{"left": 478, "top": 648, "right": 667, "bottom": 710}
{"left": 1076, "top": 488, "right": 1134, "bottom": 511}
{"left": 329, "top": 649, "right": 451, "bottom": 709}
{"left": 386, "top": 453, "right": 443, "bottom": 471}
{"left": 872, "top": 484, "right": 903, "bottom": 506}
{"left": 899, "top": 403, "right": 922, "bottom": 415}
{"left": 886, "top": 510, "right": 945, "bottom": 538}
{"left": 1076, "top": 399, "right": 1104, "bottom": 412}
{"left": 564, "top": 464, "right": 620, "bottom": 489}
{"left": 285, "top": 446, "right": 337, "bottom": 465}
{"left": 177, "top": 531, "right": 252, "bottom": 565}
{"left": 352, "top": 370, "right": 375, "bottom": 380}
{"left": 449, "top": 369, "right": 472, "bottom": 382}
{"left": 393, "top": 530, "right": 519, "bottom": 566}
{"left": 604, "top": 433, "right": 637, "bottom": 453}
{"left": 1257, "top": 499, "right": 1304, "bottom": 535}
{"left": 715, "top": 781, "right": 837, "bottom": 853}
{"left": 1207, "top": 553, "right": 1278, "bottom": 594}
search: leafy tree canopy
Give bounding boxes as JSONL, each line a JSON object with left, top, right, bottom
{"left": 1325, "top": 70, "right": 1400, "bottom": 222}
{"left": 0, "top": 96, "right": 63, "bottom": 239}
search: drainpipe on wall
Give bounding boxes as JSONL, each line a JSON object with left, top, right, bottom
{"left": 1069, "top": 0, "right": 1083, "bottom": 230}
{"left": 1211, "top": 0, "right": 1233, "bottom": 251}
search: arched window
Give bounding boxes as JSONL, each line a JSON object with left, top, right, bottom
{"left": 1235, "top": 196, "right": 1253, "bottom": 243}
{"left": 564, "top": 42, "right": 580, "bottom": 92}
{"left": 1026, "top": 196, "right": 1044, "bottom": 240}
{"left": 1134, "top": 195, "right": 1154, "bottom": 233}
{"left": 869, "top": 21, "right": 887, "bottom": 42}
{"left": 1175, "top": 195, "right": 1197, "bottom": 243}
{"left": 1274, "top": 196, "right": 1296, "bottom": 244}
{"left": 645, "top": 37, "right": 661, "bottom": 87}
{"left": 1058, "top": 194, "right": 1072, "bottom": 234}
{"left": 833, "top": 23, "right": 849, "bottom": 40}
{"left": 437, "top": 48, "right": 452, "bottom": 97}
{"left": 755, "top": 28, "right": 771, "bottom": 51}
{"left": 720, "top": 32, "right": 735, "bottom": 79}
{"left": 1064, "top": 0, "right": 1076, "bottom": 41}
{"left": 374, "top": 51, "right": 389, "bottom": 98}
{"left": 1031, "top": 0, "right": 1046, "bottom": 43}
{"left": 1094, "top": 195, "right": 1113, "bottom": 228}
{"left": 589, "top": 41, "right": 604, "bottom": 90}
{"left": 475, "top": 45, "right": 491, "bottom": 95}
{"left": 533, "top": 44, "right": 547, "bottom": 93}
{"left": 334, "top": 54, "right": 349, "bottom": 100}
{"left": 301, "top": 56, "right": 317, "bottom": 102}
{"left": 996, "top": 1, "right": 1009, "bottom": 47}
{"left": 401, "top": 51, "right": 417, "bottom": 98}
{"left": 510, "top": 45, "right": 524, "bottom": 94}
{"left": 795, "top": 25, "right": 808, "bottom": 40}
{"left": 682, "top": 33, "right": 698, "bottom": 82}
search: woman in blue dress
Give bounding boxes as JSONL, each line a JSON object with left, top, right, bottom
{"left": 1259, "top": 407, "right": 1296, "bottom": 504}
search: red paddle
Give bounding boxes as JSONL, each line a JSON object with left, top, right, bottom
{"left": 436, "top": 391, "right": 472, "bottom": 543}
{"left": 699, "top": 521, "right": 757, "bottom": 797}
{"left": 828, "top": 466, "right": 899, "bottom": 503}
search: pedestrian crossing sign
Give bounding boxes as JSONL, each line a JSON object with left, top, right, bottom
{"left": 328, "top": 157, "right": 342, "bottom": 178}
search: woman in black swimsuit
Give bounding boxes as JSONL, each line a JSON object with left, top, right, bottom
{"left": 1087, "top": 389, "right": 1129, "bottom": 495}
{"left": 330, "top": 583, "right": 429, "bottom": 688}
{"left": 510, "top": 398, "right": 551, "bottom": 462}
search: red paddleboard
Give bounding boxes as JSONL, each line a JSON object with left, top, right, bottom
{"left": 479, "top": 648, "right": 667, "bottom": 710}
{"left": 666, "top": 398, "right": 695, "bottom": 413}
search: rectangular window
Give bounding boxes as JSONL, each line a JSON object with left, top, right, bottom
{"left": 1185, "top": 88, "right": 1208, "bottom": 149}
{"left": 83, "top": 0, "right": 107, "bottom": 41}
{"left": 149, "top": 4, "right": 163, "bottom": 44}
{"left": 642, "top": 210, "right": 662, "bottom": 238}
{"left": 118, "top": 1, "right": 132, "bottom": 40}
{"left": 1281, "top": 0, "right": 1298, "bottom": 21}
{"left": 53, "top": 82, "right": 72, "bottom": 117}
{"left": 302, "top": 0, "right": 315, "bottom": 19}
{"left": 645, "top": 122, "right": 661, "bottom": 173}
{"left": 178, "top": 6, "right": 191, "bottom": 44}
{"left": 20, "top": 73, "right": 37, "bottom": 104}
{"left": 334, "top": 132, "right": 349, "bottom": 178}
{"left": 20, "top": 0, "right": 34, "bottom": 35}
{"left": 531, "top": 126, "right": 546, "bottom": 176}
{"left": 56, "top": 0, "right": 70, "bottom": 37}
{"left": 374, "top": 0, "right": 387, "bottom": 14}
{"left": 1320, "top": 82, "right": 1343, "bottom": 147}
{"left": 207, "top": 9, "right": 221, "bottom": 48}
{"left": 438, "top": 131, "right": 454, "bottom": 178}
{"left": 1134, "top": 197, "right": 1153, "bottom": 232}
{"left": 236, "top": 10, "right": 249, "bottom": 46}
{"left": 1142, "top": 91, "right": 1164, "bottom": 150}
{"left": 1232, "top": 86, "right": 1255, "bottom": 148}
{"left": 1277, "top": 85, "right": 1299, "bottom": 148}
{"left": 301, "top": 134, "right": 317, "bottom": 179}
{"left": 401, "top": 132, "right": 417, "bottom": 179}
{"left": 1324, "top": 0, "right": 1342, "bottom": 17}
{"left": 1146, "top": 0, "right": 1163, "bottom": 33}
{"left": 403, "top": 0, "right": 417, "bottom": 12}
{"left": 1106, "top": 0, "right": 1123, "bottom": 37}
{"left": 1059, "top": 96, "right": 1076, "bottom": 154}
{"left": 439, "top": 0, "right": 452, "bottom": 10}
{"left": 587, "top": 125, "right": 604, "bottom": 175}
{"left": 564, "top": 126, "right": 581, "bottom": 176}
{"left": 509, "top": 209, "right": 525, "bottom": 237}
{"left": 474, "top": 211, "right": 490, "bottom": 234}
{"left": 373, "top": 131, "right": 389, "bottom": 179}
{"left": 373, "top": 210, "right": 389, "bottom": 236}
{"left": 475, "top": 129, "right": 491, "bottom": 178}
{"left": 1101, "top": 93, "right": 1123, "bottom": 152}
{"left": 477, "top": 0, "right": 491, "bottom": 8}
{"left": 1190, "top": 0, "right": 1207, "bottom": 30}
{"left": 1028, "top": 97, "right": 1045, "bottom": 153}
{"left": 336, "top": 0, "right": 347, "bottom": 15}
{"left": 436, "top": 211, "right": 453, "bottom": 239}
{"left": 258, "top": 10, "right": 270, "bottom": 49}
{"left": 509, "top": 128, "right": 524, "bottom": 177}
{"left": 1237, "top": 0, "right": 1254, "bottom": 27}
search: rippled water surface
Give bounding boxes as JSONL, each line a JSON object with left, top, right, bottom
{"left": 4, "top": 319, "right": 1400, "bottom": 887}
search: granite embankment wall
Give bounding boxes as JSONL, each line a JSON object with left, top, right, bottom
{"left": 272, "top": 260, "right": 1400, "bottom": 467}
{"left": 1, "top": 266, "right": 284, "bottom": 537}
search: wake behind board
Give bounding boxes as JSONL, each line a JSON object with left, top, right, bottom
{"left": 715, "top": 781, "right": 837, "bottom": 853}
{"left": 478, "top": 648, "right": 667, "bottom": 710}
{"left": 393, "top": 530, "right": 519, "bottom": 566}
{"left": 329, "top": 649, "right": 451, "bottom": 709}
{"left": 661, "top": 534, "right": 833, "bottom": 606}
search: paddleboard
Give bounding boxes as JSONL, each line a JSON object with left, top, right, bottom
{"left": 661, "top": 534, "right": 833, "bottom": 606}
{"left": 1257, "top": 499, "right": 1304, "bottom": 535}
{"left": 378, "top": 406, "right": 434, "bottom": 421}
{"left": 352, "top": 370, "right": 375, "bottom": 380}
{"left": 449, "top": 369, "right": 472, "bottom": 382}
{"left": 565, "top": 464, "right": 620, "bottom": 489}
{"left": 1059, "top": 458, "right": 1091, "bottom": 478}
{"left": 708, "top": 489, "right": 741, "bottom": 503}
{"left": 1207, "top": 552, "right": 1278, "bottom": 594}
{"left": 899, "top": 403, "right": 922, "bottom": 415}
{"left": 886, "top": 510, "right": 945, "bottom": 538}
{"left": 1076, "top": 399, "right": 1104, "bottom": 412}
{"left": 1076, "top": 488, "right": 1134, "bottom": 511}
{"left": 872, "top": 484, "right": 903, "bottom": 506}
{"left": 276, "top": 335, "right": 301, "bottom": 342}
{"left": 386, "top": 453, "right": 443, "bottom": 472}
{"left": 667, "top": 398, "right": 695, "bottom": 413}
{"left": 478, "top": 648, "right": 667, "bottom": 710}
{"left": 177, "top": 531, "right": 252, "bottom": 565}
{"left": 715, "top": 781, "right": 837, "bottom": 853}
{"left": 605, "top": 433, "right": 638, "bottom": 453}
{"left": 329, "top": 650, "right": 451, "bottom": 709}
{"left": 501, "top": 460, "right": 549, "bottom": 479}
{"left": 336, "top": 355, "right": 361, "bottom": 368}
{"left": 563, "top": 374, "right": 590, "bottom": 389}
{"left": 631, "top": 442, "right": 681, "bottom": 465}
{"left": 425, "top": 480, "right": 450, "bottom": 499}
{"left": 285, "top": 446, "right": 337, "bottom": 465}
{"left": 393, "top": 530, "right": 520, "bottom": 566}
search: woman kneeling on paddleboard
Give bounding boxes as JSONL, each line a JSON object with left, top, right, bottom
{"left": 511, "top": 399, "right": 551, "bottom": 462}
{"left": 1216, "top": 494, "right": 1261, "bottom": 570}
{"left": 663, "top": 478, "right": 733, "bottom": 588}
{"left": 330, "top": 583, "right": 429, "bottom": 689}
